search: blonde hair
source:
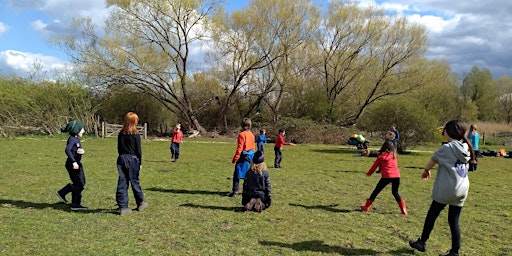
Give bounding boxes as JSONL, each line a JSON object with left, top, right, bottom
{"left": 121, "top": 112, "right": 139, "bottom": 134}
{"left": 250, "top": 162, "right": 267, "bottom": 175}
{"left": 386, "top": 131, "right": 395, "bottom": 140}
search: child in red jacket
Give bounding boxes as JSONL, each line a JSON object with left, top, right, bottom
{"left": 360, "top": 140, "right": 407, "bottom": 215}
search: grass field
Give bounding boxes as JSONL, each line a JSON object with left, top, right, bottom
{"left": 0, "top": 136, "right": 511, "bottom": 255}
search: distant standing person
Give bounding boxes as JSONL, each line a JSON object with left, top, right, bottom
{"left": 256, "top": 129, "right": 268, "bottom": 153}
{"left": 360, "top": 141, "right": 407, "bottom": 215}
{"left": 170, "top": 123, "right": 183, "bottom": 162}
{"left": 468, "top": 124, "right": 479, "bottom": 171}
{"left": 56, "top": 120, "right": 88, "bottom": 211}
{"left": 229, "top": 118, "right": 256, "bottom": 197}
{"left": 242, "top": 150, "right": 272, "bottom": 212}
{"left": 391, "top": 124, "right": 399, "bottom": 148}
{"left": 409, "top": 119, "right": 476, "bottom": 256}
{"left": 468, "top": 124, "right": 479, "bottom": 156}
{"left": 274, "top": 129, "right": 296, "bottom": 168}
{"left": 116, "top": 112, "right": 148, "bottom": 216}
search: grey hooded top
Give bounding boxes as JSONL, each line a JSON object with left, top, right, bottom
{"left": 431, "top": 140, "right": 470, "bottom": 206}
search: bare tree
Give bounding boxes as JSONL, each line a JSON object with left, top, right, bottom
{"left": 309, "top": 2, "right": 428, "bottom": 125}
{"left": 53, "top": 0, "right": 222, "bottom": 133}
{"left": 209, "top": 0, "right": 316, "bottom": 129}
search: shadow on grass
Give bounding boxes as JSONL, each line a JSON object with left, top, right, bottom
{"left": 310, "top": 148, "right": 359, "bottom": 155}
{"left": 259, "top": 239, "right": 380, "bottom": 255}
{"left": 0, "top": 199, "right": 117, "bottom": 214}
{"left": 147, "top": 187, "right": 226, "bottom": 196}
{"left": 289, "top": 203, "right": 355, "bottom": 213}
{"left": 179, "top": 203, "right": 244, "bottom": 212}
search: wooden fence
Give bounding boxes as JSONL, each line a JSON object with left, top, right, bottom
{"left": 100, "top": 122, "right": 147, "bottom": 139}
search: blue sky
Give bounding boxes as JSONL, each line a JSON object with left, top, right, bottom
{"left": 1, "top": 0, "right": 511, "bottom": 79}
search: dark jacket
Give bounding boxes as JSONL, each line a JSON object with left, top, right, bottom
{"left": 65, "top": 136, "right": 82, "bottom": 163}
{"left": 242, "top": 169, "right": 272, "bottom": 207}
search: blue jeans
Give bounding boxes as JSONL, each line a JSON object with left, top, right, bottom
{"left": 257, "top": 143, "right": 264, "bottom": 153}
{"left": 170, "top": 142, "right": 180, "bottom": 160}
{"left": 116, "top": 154, "right": 144, "bottom": 209}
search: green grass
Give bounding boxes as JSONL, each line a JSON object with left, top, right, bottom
{"left": 0, "top": 136, "right": 510, "bottom": 255}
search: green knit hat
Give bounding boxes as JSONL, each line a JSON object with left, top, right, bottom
{"left": 61, "top": 120, "right": 84, "bottom": 135}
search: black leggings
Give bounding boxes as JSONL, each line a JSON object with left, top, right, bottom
{"left": 420, "top": 200, "right": 462, "bottom": 253}
{"left": 368, "top": 178, "right": 401, "bottom": 201}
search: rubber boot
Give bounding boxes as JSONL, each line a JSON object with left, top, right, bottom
{"left": 360, "top": 199, "right": 373, "bottom": 212}
{"left": 398, "top": 200, "right": 408, "bottom": 215}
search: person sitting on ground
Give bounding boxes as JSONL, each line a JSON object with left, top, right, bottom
{"left": 242, "top": 151, "right": 272, "bottom": 212}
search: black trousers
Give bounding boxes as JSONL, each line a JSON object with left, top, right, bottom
{"left": 368, "top": 178, "right": 401, "bottom": 201}
{"left": 59, "top": 161, "right": 86, "bottom": 207}
{"left": 420, "top": 200, "right": 462, "bottom": 253}
{"left": 274, "top": 147, "right": 282, "bottom": 167}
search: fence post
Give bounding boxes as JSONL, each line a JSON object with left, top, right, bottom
{"left": 144, "top": 123, "right": 147, "bottom": 140}
{"left": 102, "top": 122, "right": 105, "bottom": 138}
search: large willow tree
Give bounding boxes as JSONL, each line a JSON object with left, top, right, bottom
{"left": 55, "top": 0, "right": 221, "bottom": 133}
{"left": 309, "top": 2, "right": 429, "bottom": 125}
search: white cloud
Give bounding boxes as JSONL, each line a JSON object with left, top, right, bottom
{"left": 0, "top": 22, "right": 10, "bottom": 36}
{"left": 0, "top": 50, "right": 68, "bottom": 77}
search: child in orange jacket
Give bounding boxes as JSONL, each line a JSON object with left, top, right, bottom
{"left": 228, "top": 118, "right": 255, "bottom": 197}
{"left": 360, "top": 140, "right": 407, "bottom": 215}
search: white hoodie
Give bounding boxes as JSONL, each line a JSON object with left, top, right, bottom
{"left": 431, "top": 140, "right": 471, "bottom": 206}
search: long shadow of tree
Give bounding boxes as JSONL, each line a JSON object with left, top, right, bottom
{"left": 260, "top": 240, "right": 414, "bottom": 255}
{"left": 260, "top": 240, "right": 379, "bottom": 255}
{"left": 288, "top": 203, "right": 355, "bottom": 213}
{"left": 0, "top": 199, "right": 116, "bottom": 214}
{"left": 310, "top": 148, "right": 359, "bottom": 155}
{"left": 147, "top": 187, "right": 226, "bottom": 196}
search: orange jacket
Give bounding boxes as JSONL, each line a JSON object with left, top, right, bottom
{"left": 232, "top": 130, "right": 255, "bottom": 163}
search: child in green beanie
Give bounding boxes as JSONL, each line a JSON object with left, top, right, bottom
{"left": 56, "top": 120, "right": 88, "bottom": 211}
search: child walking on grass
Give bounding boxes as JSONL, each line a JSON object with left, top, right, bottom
{"left": 170, "top": 123, "right": 183, "bottom": 162}
{"left": 242, "top": 151, "right": 272, "bottom": 212}
{"left": 360, "top": 140, "right": 407, "bottom": 215}
{"left": 116, "top": 112, "right": 148, "bottom": 216}
{"left": 228, "top": 118, "right": 255, "bottom": 197}
{"left": 409, "top": 119, "right": 476, "bottom": 256}
{"left": 56, "top": 120, "right": 88, "bottom": 211}
{"left": 256, "top": 129, "right": 268, "bottom": 153}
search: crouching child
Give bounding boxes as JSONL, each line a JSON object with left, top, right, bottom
{"left": 242, "top": 151, "right": 272, "bottom": 212}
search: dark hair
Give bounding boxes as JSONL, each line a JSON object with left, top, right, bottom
{"left": 278, "top": 129, "right": 284, "bottom": 134}
{"left": 241, "top": 118, "right": 251, "bottom": 130}
{"left": 260, "top": 129, "right": 265, "bottom": 134}
{"left": 379, "top": 140, "right": 396, "bottom": 158}
{"left": 444, "top": 120, "right": 476, "bottom": 161}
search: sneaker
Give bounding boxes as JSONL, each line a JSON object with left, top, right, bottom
{"left": 254, "top": 198, "right": 263, "bottom": 212}
{"left": 439, "top": 250, "right": 459, "bottom": 256}
{"left": 71, "top": 205, "right": 88, "bottom": 211}
{"left": 137, "top": 201, "right": 148, "bottom": 212}
{"left": 409, "top": 238, "right": 427, "bottom": 252}
{"left": 227, "top": 192, "right": 238, "bottom": 197}
{"left": 56, "top": 192, "right": 68, "bottom": 204}
{"left": 120, "top": 208, "right": 132, "bottom": 216}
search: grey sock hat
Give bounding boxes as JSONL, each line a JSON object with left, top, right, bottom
{"left": 61, "top": 120, "right": 84, "bottom": 135}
